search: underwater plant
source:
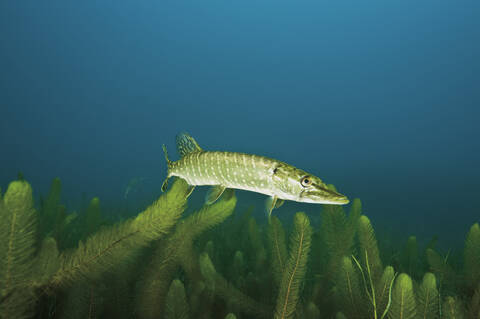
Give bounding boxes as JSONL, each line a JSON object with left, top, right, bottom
{"left": 0, "top": 178, "right": 191, "bottom": 318}
{"left": 0, "top": 176, "right": 479, "bottom": 319}
{"left": 50, "top": 178, "right": 190, "bottom": 287}
{"left": 417, "top": 272, "right": 439, "bottom": 319}
{"left": 135, "top": 189, "right": 239, "bottom": 318}
{"left": 165, "top": 279, "right": 190, "bottom": 319}
{"left": 465, "top": 223, "right": 480, "bottom": 292}
{"left": 274, "top": 212, "right": 312, "bottom": 319}
{"left": 389, "top": 273, "right": 417, "bottom": 319}
{"left": 357, "top": 215, "right": 383, "bottom": 281}
{"left": 0, "top": 180, "right": 37, "bottom": 319}
{"left": 267, "top": 216, "right": 288, "bottom": 290}
{"left": 38, "top": 177, "right": 64, "bottom": 240}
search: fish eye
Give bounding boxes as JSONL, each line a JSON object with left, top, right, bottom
{"left": 300, "top": 176, "right": 312, "bottom": 187}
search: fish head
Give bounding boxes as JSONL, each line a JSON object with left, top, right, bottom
{"left": 272, "top": 164, "right": 349, "bottom": 205}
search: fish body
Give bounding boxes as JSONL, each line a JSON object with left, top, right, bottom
{"left": 162, "top": 133, "right": 349, "bottom": 215}
{"left": 173, "top": 151, "right": 291, "bottom": 199}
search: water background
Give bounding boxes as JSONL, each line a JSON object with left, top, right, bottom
{"left": 1, "top": 0, "right": 479, "bottom": 247}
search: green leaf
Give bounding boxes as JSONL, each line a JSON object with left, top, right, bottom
{"left": 274, "top": 212, "right": 312, "bottom": 319}
{"left": 0, "top": 180, "right": 37, "bottom": 319}
{"left": 376, "top": 266, "right": 396, "bottom": 318}
{"left": 357, "top": 215, "right": 383, "bottom": 280}
{"left": 417, "top": 272, "right": 439, "bottom": 319}
{"left": 464, "top": 223, "right": 480, "bottom": 290}
{"left": 51, "top": 178, "right": 190, "bottom": 287}
{"left": 442, "top": 296, "right": 465, "bottom": 319}
{"left": 165, "top": 279, "right": 190, "bottom": 319}
{"left": 33, "top": 237, "right": 60, "bottom": 287}
{"left": 426, "top": 248, "right": 455, "bottom": 288}
{"left": 401, "top": 236, "right": 418, "bottom": 277}
{"left": 136, "top": 190, "right": 238, "bottom": 319}
{"left": 389, "top": 273, "right": 416, "bottom": 319}
{"left": 336, "top": 256, "right": 362, "bottom": 318}
{"left": 267, "top": 216, "right": 287, "bottom": 289}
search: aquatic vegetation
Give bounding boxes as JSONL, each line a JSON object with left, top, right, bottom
{"left": 135, "top": 189, "right": 238, "bottom": 319}
{"left": 376, "top": 266, "right": 396, "bottom": 318}
{"left": 38, "top": 177, "right": 65, "bottom": 240}
{"left": 0, "top": 177, "right": 190, "bottom": 318}
{"left": 389, "top": 273, "right": 417, "bottom": 319}
{"left": 357, "top": 215, "right": 383, "bottom": 281}
{"left": 443, "top": 296, "right": 465, "bottom": 319}
{"left": 165, "top": 279, "right": 190, "bottom": 319}
{"left": 465, "top": 223, "right": 480, "bottom": 292}
{"left": 51, "top": 178, "right": 190, "bottom": 287}
{"left": 335, "top": 255, "right": 363, "bottom": 318}
{"left": 417, "top": 272, "right": 439, "bottom": 319}
{"left": 0, "top": 180, "right": 37, "bottom": 319}
{"left": 267, "top": 216, "right": 287, "bottom": 290}
{"left": 0, "top": 177, "right": 479, "bottom": 318}
{"left": 401, "top": 236, "right": 419, "bottom": 278}
{"left": 274, "top": 212, "right": 312, "bottom": 319}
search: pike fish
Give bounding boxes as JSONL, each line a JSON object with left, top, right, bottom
{"left": 161, "top": 133, "right": 349, "bottom": 216}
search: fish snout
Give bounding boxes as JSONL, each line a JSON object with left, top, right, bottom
{"left": 335, "top": 195, "right": 350, "bottom": 205}
{"left": 305, "top": 184, "right": 349, "bottom": 205}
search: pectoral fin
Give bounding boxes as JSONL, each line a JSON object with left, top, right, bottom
{"left": 205, "top": 185, "right": 227, "bottom": 204}
{"left": 265, "top": 196, "right": 285, "bottom": 220}
{"left": 265, "top": 196, "right": 279, "bottom": 218}
{"left": 276, "top": 199, "right": 285, "bottom": 209}
{"left": 186, "top": 185, "right": 195, "bottom": 198}
{"left": 161, "top": 177, "right": 169, "bottom": 192}
{"left": 161, "top": 177, "right": 194, "bottom": 199}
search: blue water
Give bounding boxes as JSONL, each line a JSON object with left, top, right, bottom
{"left": 1, "top": 1, "right": 479, "bottom": 245}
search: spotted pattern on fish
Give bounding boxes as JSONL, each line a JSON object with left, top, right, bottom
{"left": 163, "top": 133, "right": 349, "bottom": 206}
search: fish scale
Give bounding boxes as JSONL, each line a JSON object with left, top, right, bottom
{"left": 172, "top": 152, "right": 274, "bottom": 196}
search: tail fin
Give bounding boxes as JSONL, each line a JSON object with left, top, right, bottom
{"left": 161, "top": 144, "right": 171, "bottom": 192}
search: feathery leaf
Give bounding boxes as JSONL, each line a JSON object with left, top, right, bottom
{"left": 274, "top": 212, "right": 312, "bottom": 319}
{"left": 165, "top": 279, "right": 190, "bottom": 319}
{"left": 443, "top": 296, "right": 465, "bottom": 319}
{"left": 464, "top": 223, "right": 480, "bottom": 290}
{"left": 267, "top": 216, "right": 287, "bottom": 289}
{"left": 136, "top": 190, "right": 237, "bottom": 319}
{"left": 51, "top": 178, "right": 189, "bottom": 287}
{"left": 357, "top": 215, "right": 383, "bottom": 280}
{"left": 417, "top": 272, "right": 439, "bottom": 319}
{"left": 33, "top": 237, "right": 60, "bottom": 288}
{"left": 468, "top": 284, "right": 480, "bottom": 319}
{"left": 0, "top": 180, "right": 37, "bottom": 319}
{"left": 199, "top": 252, "right": 271, "bottom": 318}
{"left": 426, "top": 248, "right": 455, "bottom": 288}
{"left": 401, "top": 236, "right": 418, "bottom": 278}
{"left": 376, "top": 266, "right": 396, "bottom": 319}
{"left": 336, "top": 256, "right": 362, "bottom": 318}
{"left": 389, "top": 273, "right": 416, "bottom": 319}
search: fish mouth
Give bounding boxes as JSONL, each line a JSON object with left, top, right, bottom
{"left": 303, "top": 184, "right": 350, "bottom": 205}
{"left": 330, "top": 195, "right": 350, "bottom": 205}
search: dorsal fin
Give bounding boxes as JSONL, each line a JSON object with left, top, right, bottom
{"left": 176, "top": 132, "right": 203, "bottom": 158}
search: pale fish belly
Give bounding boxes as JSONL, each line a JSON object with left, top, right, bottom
{"left": 171, "top": 151, "right": 276, "bottom": 196}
